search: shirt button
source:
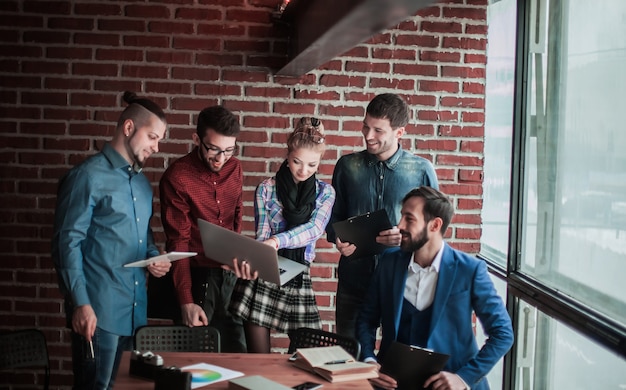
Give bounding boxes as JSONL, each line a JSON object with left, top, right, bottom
{"left": 380, "top": 175, "right": 383, "bottom": 179}
{"left": 139, "top": 239, "right": 143, "bottom": 244}
{"left": 217, "top": 200, "right": 220, "bottom": 204}
{"left": 133, "top": 197, "right": 137, "bottom": 202}
{"left": 136, "top": 218, "right": 140, "bottom": 222}
{"left": 135, "top": 281, "right": 139, "bottom": 285}
{"left": 134, "top": 302, "right": 137, "bottom": 306}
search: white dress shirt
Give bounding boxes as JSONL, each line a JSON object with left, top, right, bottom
{"left": 404, "top": 242, "right": 444, "bottom": 310}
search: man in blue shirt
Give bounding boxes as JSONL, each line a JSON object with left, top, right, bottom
{"left": 326, "top": 93, "right": 439, "bottom": 338}
{"left": 52, "top": 91, "right": 172, "bottom": 390}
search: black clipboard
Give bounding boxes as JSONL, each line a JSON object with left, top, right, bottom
{"left": 331, "top": 209, "right": 392, "bottom": 259}
{"left": 380, "top": 341, "right": 450, "bottom": 390}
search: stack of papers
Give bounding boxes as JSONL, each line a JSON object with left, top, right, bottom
{"left": 291, "top": 345, "right": 378, "bottom": 383}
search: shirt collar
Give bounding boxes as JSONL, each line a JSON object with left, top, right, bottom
{"left": 365, "top": 143, "right": 403, "bottom": 170}
{"left": 407, "top": 241, "right": 445, "bottom": 273}
{"left": 102, "top": 143, "right": 136, "bottom": 171}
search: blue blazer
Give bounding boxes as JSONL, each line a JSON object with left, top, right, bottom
{"left": 356, "top": 244, "right": 513, "bottom": 389}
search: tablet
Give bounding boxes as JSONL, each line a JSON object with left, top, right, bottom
{"left": 124, "top": 251, "right": 197, "bottom": 267}
{"left": 331, "top": 209, "right": 392, "bottom": 259}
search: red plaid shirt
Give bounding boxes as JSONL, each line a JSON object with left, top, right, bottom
{"left": 160, "top": 148, "right": 243, "bottom": 305}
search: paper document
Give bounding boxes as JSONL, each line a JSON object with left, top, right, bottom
{"left": 182, "top": 362, "right": 244, "bottom": 389}
{"left": 123, "top": 251, "right": 197, "bottom": 268}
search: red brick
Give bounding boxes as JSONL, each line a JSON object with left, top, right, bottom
{"left": 74, "top": 32, "right": 120, "bottom": 47}
{"left": 175, "top": 8, "right": 222, "bottom": 20}
{"left": 459, "top": 168, "right": 483, "bottom": 182}
{"left": 198, "top": 24, "right": 246, "bottom": 36}
{"left": 442, "top": 66, "right": 485, "bottom": 79}
{"left": 124, "top": 35, "right": 170, "bottom": 48}
{"left": 443, "top": 6, "right": 486, "bottom": 20}
{"left": 98, "top": 18, "right": 145, "bottom": 32}
{"left": 370, "top": 78, "right": 414, "bottom": 90}
{"left": 418, "top": 110, "right": 459, "bottom": 122}
{"left": 419, "top": 80, "right": 459, "bottom": 93}
{"left": 47, "top": 47, "right": 92, "bottom": 60}
{"left": 440, "top": 96, "right": 485, "bottom": 109}
{"left": 48, "top": 17, "right": 94, "bottom": 30}
{"left": 74, "top": 3, "right": 122, "bottom": 16}
{"left": 23, "top": 31, "right": 70, "bottom": 44}
{"left": 125, "top": 4, "right": 170, "bottom": 19}
{"left": 420, "top": 50, "right": 461, "bottom": 63}
{"left": 95, "top": 48, "right": 143, "bottom": 62}
{"left": 422, "top": 21, "right": 463, "bottom": 34}
{"left": 122, "top": 64, "right": 169, "bottom": 79}
{"left": 23, "top": 1, "right": 71, "bottom": 15}
{"left": 396, "top": 34, "right": 440, "bottom": 48}
{"left": 437, "top": 154, "right": 482, "bottom": 167}
{"left": 0, "top": 14, "right": 44, "bottom": 28}
{"left": 72, "top": 62, "right": 117, "bottom": 77}
{"left": 393, "top": 63, "right": 438, "bottom": 77}
{"left": 345, "top": 61, "right": 390, "bottom": 73}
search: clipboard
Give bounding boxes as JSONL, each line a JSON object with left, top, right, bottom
{"left": 331, "top": 209, "right": 392, "bottom": 259}
{"left": 124, "top": 251, "right": 197, "bottom": 267}
{"left": 380, "top": 341, "right": 450, "bottom": 390}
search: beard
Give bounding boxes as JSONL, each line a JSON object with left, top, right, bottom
{"left": 400, "top": 225, "right": 429, "bottom": 252}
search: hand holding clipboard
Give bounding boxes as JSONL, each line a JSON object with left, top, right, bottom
{"left": 331, "top": 209, "right": 393, "bottom": 259}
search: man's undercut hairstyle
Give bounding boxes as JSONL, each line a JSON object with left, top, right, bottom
{"left": 402, "top": 186, "right": 454, "bottom": 235}
{"left": 197, "top": 105, "right": 240, "bottom": 139}
{"left": 117, "top": 91, "right": 167, "bottom": 129}
{"left": 366, "top": 93, "right": 410, "bottom": 129}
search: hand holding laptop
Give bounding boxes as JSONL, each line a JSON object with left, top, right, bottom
{"left": 221, "top": 258, "right": 259, "bottom": 280}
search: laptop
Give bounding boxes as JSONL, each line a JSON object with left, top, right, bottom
{"left": 197, "top": 218, "right": 308, "bottom": 286}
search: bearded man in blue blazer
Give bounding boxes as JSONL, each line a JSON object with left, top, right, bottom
{"left": 356, "top": 186, "right": 513, "bottom": 390}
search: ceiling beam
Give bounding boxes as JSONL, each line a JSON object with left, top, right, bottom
{"left": 276, "top": 0, "right": 439, "bottom": 77}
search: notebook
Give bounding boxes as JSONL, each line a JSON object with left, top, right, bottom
{"left": 380, "top": 341, "right": 450, "bottom": 390}
{"left": 331, "top": 209, "right": 392, "bottom": 259}
{"left": 198, "top": 218, "right": 308, "bottom": 286}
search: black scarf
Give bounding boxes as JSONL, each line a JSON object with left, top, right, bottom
{"left": 275, "top": 160, "right": 316, "bottom": 269}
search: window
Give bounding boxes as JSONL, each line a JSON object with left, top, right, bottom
{"left": 518, "top": 0, "right": 626, "bottom": 328}
{"left": 504, "top": 0, "right": 626, "bottom": 387}
{"left": 482, "top": 0, "right": 516, "bottom": 265}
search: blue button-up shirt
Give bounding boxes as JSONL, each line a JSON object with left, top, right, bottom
{"left": 326, "top": 145, "right": 439, "bottom": 295}
{"left": 52, "top": 143, "right": 159, "bottom": 336}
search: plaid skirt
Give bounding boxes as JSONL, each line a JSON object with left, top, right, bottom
{"left": 228, "top": 270, "right": 321, "bottom": 332}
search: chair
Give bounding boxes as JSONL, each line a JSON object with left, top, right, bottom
{"left": 0, "top": 328, "right": 50, "bottom": 390}
{"left": 134, "top": 325, "right": 220, "bottom": 353}
{"left": 287, "top": 327, "right": 361, "bottom": 360}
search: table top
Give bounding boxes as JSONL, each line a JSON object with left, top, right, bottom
{"left": 115, "top": 351, "right": 374, "bottom": 389}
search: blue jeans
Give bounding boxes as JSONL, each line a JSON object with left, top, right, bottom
{"left": 71, "top": 327, "right": 133, "bottom": 390}
{"left": 335, "top": 283, "right": 366, "bottom": 339}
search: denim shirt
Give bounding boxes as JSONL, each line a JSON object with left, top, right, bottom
{"left": 326, "top": 145, "right": 439, "bottom": 295}
{"left": 52, "top": 143, "right": 159, "bottom": 336}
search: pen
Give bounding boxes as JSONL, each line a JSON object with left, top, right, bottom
{"left": 88, "top": 340, "right": 94, "bottom": 359}
{"left": 324, "top": 359, "right": 348, "bottom": 365}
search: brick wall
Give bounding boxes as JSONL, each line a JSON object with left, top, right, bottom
{"left": 0, "top": 0, "right": 487, "bottom": 387}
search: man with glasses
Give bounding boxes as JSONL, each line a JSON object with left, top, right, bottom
{"left": 159, "top": 105, "right": 246, "bottom": 352}
{"left": 326, "top": 93, "right": 439, "bottom": 339}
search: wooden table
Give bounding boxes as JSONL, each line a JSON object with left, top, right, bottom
{"left": 115, "top": 351, "right": 373, "bottom": 389}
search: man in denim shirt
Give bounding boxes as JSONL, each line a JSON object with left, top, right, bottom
{"left": 326, "top": 93, "right": 439, "bottom": 338}
{"left": 52, "top": 92, "right": 172, "bottom": 389}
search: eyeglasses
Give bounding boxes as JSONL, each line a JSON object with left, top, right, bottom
{"left": 200, "top": 141, "right": 238, "bottom": 157}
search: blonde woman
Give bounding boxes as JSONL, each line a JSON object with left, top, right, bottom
{"left": 229, "top": 117, "right": 336, "bottom": 353}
